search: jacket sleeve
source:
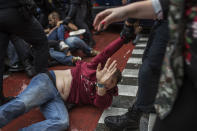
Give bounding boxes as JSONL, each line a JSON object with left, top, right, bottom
{"left": 159, "top": 0, "right": 169, "bottom": 19}
{"left": 87, "top": 37, "right": 124, "bottom": 69}
{"left": 93, "top": 93, "right": 113, "bottom": 110}
{"left": 66, "top": 4, "right": 78, "bottom": 19}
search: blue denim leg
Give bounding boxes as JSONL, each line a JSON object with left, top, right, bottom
{"left": 48, "top": 28, "right": 58, "bottom": 41}
{"left": 7, "top": 41, "right": 19, "bottom": 65}
{"left": 134, "top": 20, "right": 169, "bottom": 113}
{"left": 0, "top": 73, "right": 59, "bottom": 127}
{"left": 20, "top": 96, "right": 69, "bottom": 131}
{"left": 49, "top": 48, "right": 73, "bottom": 66}
{"left": 65, "top": 37, "right": 92, "bottom": 56}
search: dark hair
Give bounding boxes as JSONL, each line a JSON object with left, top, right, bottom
{"left": 113, "top": 69, "right": 122, "bottom": 84}
{"left": 49, "top": 11, "right": 60, "bottom": 20}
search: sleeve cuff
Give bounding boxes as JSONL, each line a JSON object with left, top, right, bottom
{"left": 151, "top": 0, "right": 162, "bottom": 14}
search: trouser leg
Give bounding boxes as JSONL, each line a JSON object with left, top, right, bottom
{"left": 65, "top": 37, "right": 92, "bottom": 55}
{"left": 0, "top": 73, "right": 58, "bottom": 127}
{"left": 0, "top": 8, "right": 49, "bottom": 73}
{"left": 134, "top": 21, "right": 169, "bottom": 113}
{"left": 20, "top": 96, "right": 69, "bottom": 131}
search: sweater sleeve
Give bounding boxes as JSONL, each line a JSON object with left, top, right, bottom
{"left": 93, "top": 93, "right": 113, "bottom": 110}
{"left": 87, "top": 37, "right": 124, "bottom": 69}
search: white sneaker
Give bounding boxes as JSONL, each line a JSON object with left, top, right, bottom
{"left": 59, "top": 41, "right": 69, "bottom": 51}
{"left": 69, "top": 29, "right": 86, "bottom": 36}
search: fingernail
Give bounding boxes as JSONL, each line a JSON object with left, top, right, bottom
{"left": 101, "top": 21, "right": 106, "bottom": 25}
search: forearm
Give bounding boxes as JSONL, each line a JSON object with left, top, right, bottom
{"left": 90, "top": 37, "right": 124, "bottom": 68}
{"left": 94, "top": 93, "right": 112, "bottom": 109}
{"left": 121, "top": 0, "right": 157, "bottom": 20}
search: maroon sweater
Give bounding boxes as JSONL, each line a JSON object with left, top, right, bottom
{"left": 67, "top": 37, "right": 124, "bottom": 110}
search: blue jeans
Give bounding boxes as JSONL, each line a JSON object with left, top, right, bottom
{"left": 49, "top": 48, "right": 73, "bottom": 66}
{"left": 48, "top": 24, "right": 65, "bottom": 41}
{"left": 0, "top": 72, "right": 69, "bottom": 131}
{"left": 49, "top": 37, "right": 92, "bottom": 65}
{"left": 134, "top": 20, "right": 169, "bottom": 113}
{"left": 65, "top": 37, "right": 92, "bottom": 56}
{"left": 47, "top": 24, "right": 92, "bottom": 55}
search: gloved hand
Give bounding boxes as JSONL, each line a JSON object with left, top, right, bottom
{"left": 120, "top": 23, "right": 136, "bottom": 44}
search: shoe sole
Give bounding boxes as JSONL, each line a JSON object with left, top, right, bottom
{"left": 69, "top": 29, "right": 86, "bottom": 36}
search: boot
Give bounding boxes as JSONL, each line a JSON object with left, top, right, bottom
{"left": 23, "top": 59, "right": 36, "bottom": 78}
{"left": 104, "top": 106, "right": 142, "bottom": 131}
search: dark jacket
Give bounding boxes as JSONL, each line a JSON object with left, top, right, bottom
{"left": 0, "top": 0, "right": 20, "bottom": 9}
{"left": 159, "top": 0, "right": 169, "bottom": 19}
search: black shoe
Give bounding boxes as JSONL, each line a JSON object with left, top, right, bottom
{"left": 23, "top": 59, "right": 36, "bottom": 77}
{"left": 9, "top": 63, "right": 24, "bottom": 72}
{"left": 0, "top": 96, "right": 15, "bottom": 106}
{"left": 104, "top": 106, "right": 142, "bottom": 131}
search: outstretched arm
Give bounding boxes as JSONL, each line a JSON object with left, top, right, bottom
{"left": 94, "top": 0, "right": 156, "bottom": 31}
{"left": 87, "top": 37, "right": 124, "bottom": 69}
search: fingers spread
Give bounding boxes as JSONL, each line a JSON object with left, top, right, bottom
{"left": 104, "top": 58, "right": 111, "bottom": 70}
{"left": 97, "top": 63, "right": 102, "bottom": 71}
{"left": 110, "top": 67, "right": 117, "bottom": 76}
{"left": 108, "top": 60, "right": 117, "bottom": 71}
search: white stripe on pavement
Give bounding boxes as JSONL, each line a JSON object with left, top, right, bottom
{"left": 135, "top": 43, "right": 147, "bottom": 48}
{"left": 122, "top": 69, "right": 139, "bottom": 78}
{"left": 127, "top": 57, "right": 142, "bottom": 64}
{"left": 132, "top": 49, "right": 144, "bottom": 55}
{"left": 118, "top": 84, "right": 138, "bottom": 96}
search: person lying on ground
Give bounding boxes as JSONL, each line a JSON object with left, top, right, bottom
{"left": 0, "top": 37, "right": 126, "bottom": 131}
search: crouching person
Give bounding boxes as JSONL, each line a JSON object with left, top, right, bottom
{"left": 0, "top": 38, "right": 124, "bottom": 131}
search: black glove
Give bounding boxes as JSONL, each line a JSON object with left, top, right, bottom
{"left": 120, "top": 24, "right": 136, "bottom": 44}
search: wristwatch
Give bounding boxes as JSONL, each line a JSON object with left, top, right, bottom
{"left": 96, "top": 83, "right": 105, "bottom": 88}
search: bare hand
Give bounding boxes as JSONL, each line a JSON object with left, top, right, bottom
{"left": 93, "top": 7, "right": 127, "bottom": 31}
{"left": 96, "top": 58, "right": 117, "bottom": 85}
{"left": 57, "top": 21, "right": 63, "bottom": 27}
{"left": 68, "top": 23, "right": 78, "bottom": 31}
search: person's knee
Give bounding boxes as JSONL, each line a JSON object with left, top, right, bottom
{"left": 65, "top": 37, "right": 80, "bottom": 47}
